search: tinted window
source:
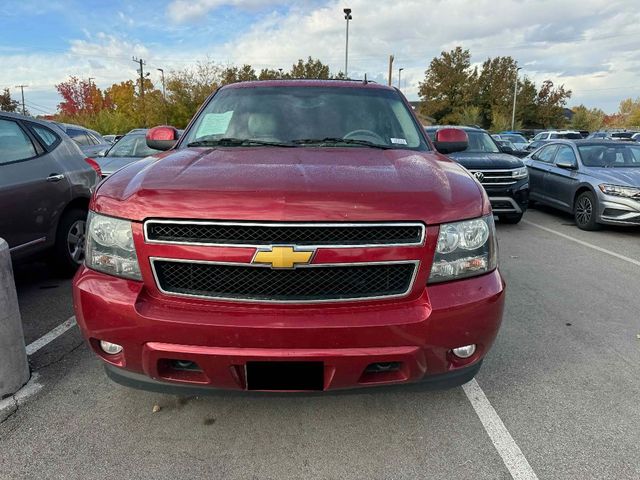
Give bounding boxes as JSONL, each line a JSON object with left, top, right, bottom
{"left": 31, "top": 124, "right": 60, "bottom": 148}
{"left": 502, "top": 134, "right": 527, "bottom": 144}
{"left": 183, "top": 86, "right": 426, "bottom": 149}
{"left": 535, "top": 145, "right": 558, "bottom": 163}
{"left": 465, "top": 131, "right": 500, "bottom": 153}
{"left": 68, "top": 128, "right": 91, "bottom": 145}
{"left": 563, "top": 133, "right": 582, "bottom": 139}
{"left": 555, "top": 146, "right": 577, "bottom": 165}
{"left": 0, "top": 119, "right": 37, "bottom": 164}
{"left": 578, "top": 144, "right": 640, "bottom": 168}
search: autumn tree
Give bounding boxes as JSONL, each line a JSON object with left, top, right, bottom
{"left": 0, "top": 88, "right": 20, "bottom": 112}
{"left": 616, "top": 97, "right": 640, "bottom": 127}
{"left": 290, "top": 57, "right": 330, "bottom": 79}
{"left": 418, "top": 47, "right": 478, "bottom": 124}
{"left": 56, "top": 76, "right": 106, "bottom": 116}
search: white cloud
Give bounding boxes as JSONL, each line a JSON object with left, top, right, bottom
{"left": 167, "top": 0, "right": 283, "bottom": 23}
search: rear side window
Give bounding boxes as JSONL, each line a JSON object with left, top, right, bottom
{"left": 68, "top": 128, "right": 90, "bottom": 145}
{"left": 31, "top": 124, "right": 61, "bottom": 149}
{"left": 535, "top": 145, "right": 558, "bottom": 163}
{"left": 0, "top": 118, "right": 37, "bottom": 164}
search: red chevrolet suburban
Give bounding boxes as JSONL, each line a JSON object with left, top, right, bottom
{"left": 72, "top": 80, "right": 505, "bottom": 393}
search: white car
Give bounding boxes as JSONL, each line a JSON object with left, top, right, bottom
{"left": 533, "top": 130, "right": 582, "bottom": 141}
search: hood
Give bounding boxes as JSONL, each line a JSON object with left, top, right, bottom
{"left": 583, "top": 167, "right": 640, "bottom": 187}
{"left": 93, "top": 147, "right": 485, "bottom": 225}
{"left": 96, "top": 156, "right": 145, "bottom": 175}
{"left": 446, "top": 152, "right": 524, "bottom": 169}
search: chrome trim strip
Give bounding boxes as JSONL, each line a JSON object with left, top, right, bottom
{"left": 143, "top": 220, "right": 426, "bottom": 248}
{"left": 8, "top": 237, "right": 47, "bottom": 252}
{"left": 149, "top": 256, "right": 420, "bottom": 304}
{"left": 489, "top": 197, "right": 523, "bottom": 213}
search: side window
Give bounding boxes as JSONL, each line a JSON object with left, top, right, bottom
{"left": 536, "top": 145, "right": 558, "bottom": 163}
{"left": 555, "top": 146, "right": 577, "bottom": 166}
{"left": 0, "top": 118, "right": 37, "bottom": 164}
{"left": 68, "top": 128, "right": 90, "bottom": 145}
{"left": 31, "top": 124, "right": 61, "bottom": 149}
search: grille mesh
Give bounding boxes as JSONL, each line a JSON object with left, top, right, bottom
{"left": 153, "top": 260, "right": 416, "bottom": 302}
{"left": 146, "top": 222, "right": 423, "bottom": 246}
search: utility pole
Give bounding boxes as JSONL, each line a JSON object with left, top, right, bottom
{"left": 387, "top": 55, "right": 394, "bottom": 86}
{"left": 511, "top": 67, "right": 522, "bottom": 131}
{"left": 398, "top": 68, "right": 404, "bottom": 89}
{"left": 157, "top": 68, "right": 167, "bottom": 124}
{"left": 343, "top": 8, "right": 352, "bottom": 78}
{"left": 133, "top": 57, "right": 146, "bottom": 126}
{"left": 87, "top": 78, "right": 95, "bottom": 113}
{"left": 15, "top": 85, "right": 27, "bottom": 116}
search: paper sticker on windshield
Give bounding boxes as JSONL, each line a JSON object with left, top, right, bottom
{"left": 390, "top": 138, "right": 408, "bottom": 145}
{"left": 195, "top": 111, "right": 233, "bottom": 138}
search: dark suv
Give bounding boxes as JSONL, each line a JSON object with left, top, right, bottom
{"left": 0, "top": 112, "right": 100, "bottom": 274}
{"left": 426, "top": 126, "right": 529, "bottom": 223}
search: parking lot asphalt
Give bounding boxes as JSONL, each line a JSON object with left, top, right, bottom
{"left": 1, "top": 207, "right": 639, "bottom": 480}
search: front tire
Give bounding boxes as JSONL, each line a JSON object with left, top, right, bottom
{"left": 498, "top": 212, "right": 524, "bottom": 224}
{"left": 574, "top": 191, "right": 601, "bottom": 231}
{"left": 52, "top": 208, "right": 88, "bottom": 277}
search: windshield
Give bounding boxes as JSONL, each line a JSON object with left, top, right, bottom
{"left": 106, "top": 133, "right": 160, "bottom": 158}
{"left": 578, "top": 144, "right": 640, "bottom": 167}
{"left": 502, "top": 134, "right": 527, "bottom": 144}
{"left": 464, "top": 131, "right": 501, "bottom": 153}
{"left": 181, "top": 86, "right": 427, "bottom": 150}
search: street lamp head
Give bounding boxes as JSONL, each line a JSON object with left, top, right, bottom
{"left": 157, "top": 68, "right": 164, "bottom": 73}
{"left": 343, "top": 7, "right": 352, "bottom": 19}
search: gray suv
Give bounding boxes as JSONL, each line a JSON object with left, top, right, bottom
{"left": 524, "top": 140, "right": 640, "bottom": 230}
{"left": 0, "top": 112, "right": 99, "bottom": 274}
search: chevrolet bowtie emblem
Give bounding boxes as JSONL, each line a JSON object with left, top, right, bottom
{"left": 252, "top": 246, "right": 315, "bottom": 269}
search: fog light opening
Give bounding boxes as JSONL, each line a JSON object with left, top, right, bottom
{"left": 99, "top": 340, "right": 123, "bottom": 355}
{"left": 452, "top": 344, "right": 476, "bottom": 359}
{"left": 170, "top": 360, "right": 202, "bottom": 372}
{"left": 365, "top": 362, "right": 402, "bottom": 373}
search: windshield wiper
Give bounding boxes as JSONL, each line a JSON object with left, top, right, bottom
{"left": 291, "top": 137, "right": 392, "bottom": 149}
{"left": 187, "top": 137, "right": 296, "bottom": 148}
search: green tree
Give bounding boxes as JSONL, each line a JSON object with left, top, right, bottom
{"left": 476, "top": 56, "right": 518, "bottom": 129}
{"left": 536, "top": 80, "right": 572, "bottom": 128}
{"left": 258, "top": 68, "right": 282, "bottom": 80}
{"left": 570, "top": 105, "right": 605, "bottom": 131}
{"left": 220, "top": 64, "right": 258, "bottom": 85}
{"left": 516, "top": 77, "right": 540, "bottom": 128}
{"left": 418, "top": 47, "right": 477, "bottom": 124}
{"left": 290, "top": 57, "right": 330, "bottom": 79}
{"left": 0, "top": 88, "right": 20, "bottom": 112}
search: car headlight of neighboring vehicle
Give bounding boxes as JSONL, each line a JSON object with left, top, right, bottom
{"left": 85, "top": 212, "right": 141, "bottom": 280}
{"left": 599, "top": 184, "right": 640, "bottom": 199}
{"left": 429, "top": 215, "right": 498, "bottom": 284}
{"left": 512, "top": 167, "right": 528, "bottom": 179}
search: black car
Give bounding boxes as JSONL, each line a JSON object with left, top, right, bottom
{"left": 426, "top": 126, "right": 529, "bottom": 223}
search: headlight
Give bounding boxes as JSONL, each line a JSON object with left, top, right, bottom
{"left": 429, "top": 215, "right": 498, "bottom": 284}
{"left": 85, "top": 212, "right": 141, "bottom": 280}
{"left": 512, "top": 167, "right": 528, "bottom": 179}
{"left": 599, "top": 184, "right": 640, "bottom": 199}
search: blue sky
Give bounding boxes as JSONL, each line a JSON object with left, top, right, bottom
{"left": 1, "top": 0, "right": 639, "bottom": 115}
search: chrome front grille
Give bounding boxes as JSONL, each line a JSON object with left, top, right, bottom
{"left": 145, "top": 221, "right": 425, "bottom": 247}
{"left": 469, "top": 169, "right": 518, "bottom": 186}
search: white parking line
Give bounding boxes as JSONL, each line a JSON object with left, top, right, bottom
{"left": 26, "top": 316, "right": 77, "bottom": 356}
{"left": 523, "top": 220, "right": 640, "bottom": 267}
{"left": 463, "top": 379, "right": 538, "bottom": 480}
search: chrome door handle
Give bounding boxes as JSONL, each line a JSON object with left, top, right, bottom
{"left": 46, "top": 174, "right": 65, "bottom": 182}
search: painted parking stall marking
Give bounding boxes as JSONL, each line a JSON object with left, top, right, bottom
{"left": 26, "top": 316, "right": 77, "bottom": 356}
{"left": 463, "top": 379, "right": 539, "bottom": 480}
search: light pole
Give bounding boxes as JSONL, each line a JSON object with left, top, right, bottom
{"left": 511, "top": 67, "right": 522, "bottom": 131}
{"left": 398, "top": 68, "right": 404, "bottom": 89}
{"left": 157, "top": 68, "right": 167, "bottom": 124}
{"left": 343, "top": 8, "right": 352, "bottom": 78}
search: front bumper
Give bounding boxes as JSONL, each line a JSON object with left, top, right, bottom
{"left": 73, "top": 267, "right": 505, "bottom": 392}
{"left": 484, "top": 179, "right": 529, "bottom": 215}
{"left": 597, "top": 195, "right": 640, "bottom": 226}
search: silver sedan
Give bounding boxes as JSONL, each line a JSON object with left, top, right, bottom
{"left": 523, "top": 140, "right": 640, "bottom": 230}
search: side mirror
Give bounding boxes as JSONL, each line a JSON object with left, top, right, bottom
{"left": 146, "top": 125, "right": 179, "bottom": 151}
{"left": 501, "top": 145, "right": 515, "bottom": 154}
{"left": 556, "top": 160, "right": 577, "bottom": 170}
{"left": 433, "top": 128, "right": 469, "bottom": 154}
